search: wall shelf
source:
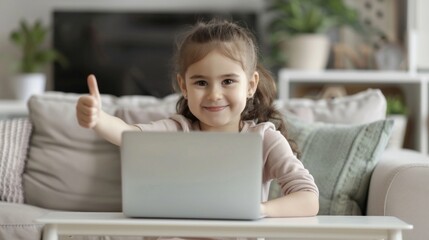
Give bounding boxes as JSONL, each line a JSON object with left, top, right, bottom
{"left": 278, "top": 69, "right": 429, "bottom": 154}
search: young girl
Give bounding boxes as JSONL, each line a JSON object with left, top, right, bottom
{"left": 76, "top": 19, "right": 319, "bottom": 217}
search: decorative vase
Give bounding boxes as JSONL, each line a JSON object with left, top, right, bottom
{"left": 10, "top": 73, "right": 46, "bottom": 102}
{"left": 282, "top": 34, "right": 330, "bottom": 70}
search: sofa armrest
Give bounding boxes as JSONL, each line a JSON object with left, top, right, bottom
{"left": 367, "top": 148, "right": 429, "bottom": 240}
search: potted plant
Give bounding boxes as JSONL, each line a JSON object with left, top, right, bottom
{"left": 267, "top": 0, "right": 362, "bottom": 70}
{"left": 9, "top": 19, "right": 66, "bottom": 101}
{"left": 386, "top": 95, "right": 408, "bottom": 149}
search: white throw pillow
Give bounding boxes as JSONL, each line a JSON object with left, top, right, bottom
{"left": 278, "top": 89, "right": 387, "bottom": 125}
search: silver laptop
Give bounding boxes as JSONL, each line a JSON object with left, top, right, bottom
{"left": 121, "top": 131, "right": 262, "bottom": 220}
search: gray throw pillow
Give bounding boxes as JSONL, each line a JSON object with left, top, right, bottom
{"left": 270, "top": 117, "right": 393, "bottom": 215}
{"left": 23, "top": 93, "right": 122, "bottom": 211}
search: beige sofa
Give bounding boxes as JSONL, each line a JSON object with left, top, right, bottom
{"left": 0, "top": 90, "right": 428, "bottom": 240}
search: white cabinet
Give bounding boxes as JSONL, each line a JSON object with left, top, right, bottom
{"left": 278, "top": 69, "right": 429, "bottom": 154}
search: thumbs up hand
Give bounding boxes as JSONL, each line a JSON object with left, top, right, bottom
{"left": 76, "top": 74, "right": 102, "bottom": 128}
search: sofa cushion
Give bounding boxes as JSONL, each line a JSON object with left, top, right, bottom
{"left": 0, "top": 202, "right": 144, "bottom": 240}
{"left": 278, "top": 88, "right": 386, "bottom": 124}
{"left": 23, "top": 92, "right": 123, "bottom": 211}
{"left": 0, "top": 202, "right": 48, "bottom": 240}
{"left": 0, "top": 118, "right": 32, "bottom": 203}
{"left": 278, "top": 117, "right": 393, "bottom": 215}
{"left": 115, "top": 94, "right": 178, "bottom": 124}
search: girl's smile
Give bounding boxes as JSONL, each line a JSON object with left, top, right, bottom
{"left": 203, "top": 105, "right": 228, "bottom": 112}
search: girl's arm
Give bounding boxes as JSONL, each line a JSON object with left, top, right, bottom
{"left": 261, "top": 130, "right": 319, "bottom": 217}
{"left": 261, "top": 191, "right": 319, "bottom": 217}
{"left": 76, "top": 74, "right": 139, "bottom": 146}
{"left": 93, "top": 110, "right": 139, "bottom": 146}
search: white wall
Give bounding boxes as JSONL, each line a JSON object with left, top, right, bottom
{"left": 0, "top": 0, "right": 264, "bottom": 99}
{"left": 2, "top": 0, "right": 427, "bottom": 99}
{"left": 416, "top": 0, "right": 429, "bottom": 70}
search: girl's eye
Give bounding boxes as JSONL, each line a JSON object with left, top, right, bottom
{"left": 195, "top": 80, "right": 207, "bottom": 86}
{"left": 222, "top": 79, "right": 235, "bottom": 85}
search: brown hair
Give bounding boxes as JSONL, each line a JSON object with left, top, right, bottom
{"left": 172, "top": 19, "right": 299, "bottom": 156}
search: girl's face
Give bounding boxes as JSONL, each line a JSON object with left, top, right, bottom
{"left": 177, "top": 50, "right": 259, "bottom": 132}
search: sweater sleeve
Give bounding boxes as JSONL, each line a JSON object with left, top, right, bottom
{"left": 263, "top": 129, "right": 319, "bottom": 196}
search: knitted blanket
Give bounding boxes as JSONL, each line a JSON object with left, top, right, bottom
{"left": 0, "top": 118, "right": 32, "bottom": 203}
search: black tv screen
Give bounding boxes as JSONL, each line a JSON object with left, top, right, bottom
{"left": 53, "top": 11, "right": 259, "bottom": 98}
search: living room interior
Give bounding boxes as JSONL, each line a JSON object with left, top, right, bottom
{"left": 1, "top": 0, "right": 429, "bottom": 240}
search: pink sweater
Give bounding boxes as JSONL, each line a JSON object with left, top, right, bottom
{"left": 135, "top": 114, "right": 319, "bottom": 201}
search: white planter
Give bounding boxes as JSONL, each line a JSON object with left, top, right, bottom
{"left": 282, "top": 34, "right": 330, "bottom": 70}
{"left": 10, "top": 73, "right": 46, "bottom": 102}
{"left": 386, "top": 114, "right": 408, "bottom": 149}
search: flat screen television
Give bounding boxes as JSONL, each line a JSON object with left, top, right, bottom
{"left": 53, "top": 11, "right": 260, "bottom": 97}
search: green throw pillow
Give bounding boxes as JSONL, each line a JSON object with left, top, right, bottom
{"left": 269, "top": 117, "right": 393, "bottom": 215}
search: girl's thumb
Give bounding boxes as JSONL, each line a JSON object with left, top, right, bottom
{"left": 87, "top": 74, "right": 101, "bottom": 100}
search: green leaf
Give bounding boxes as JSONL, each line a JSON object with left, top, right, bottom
{"left": 386, "top": 96, "right": 407, "bottom": 115}
{"left": 10, "top": 31, "right": 24, "bottom": 46}
{"left": 9, "top": 19, "right": 67, "bottom": 74}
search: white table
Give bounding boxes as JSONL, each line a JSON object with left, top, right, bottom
{"left": 36, "top": 212, "right": 412, "bottom": 240}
